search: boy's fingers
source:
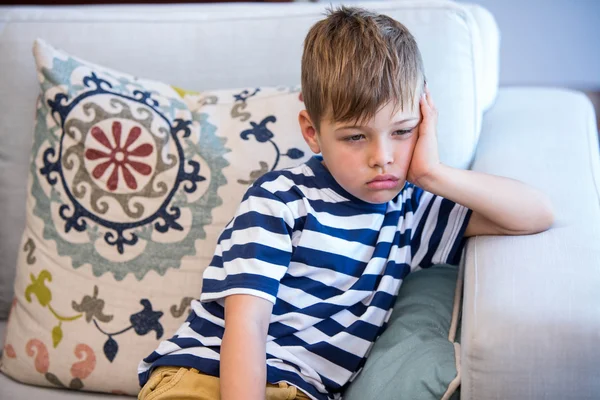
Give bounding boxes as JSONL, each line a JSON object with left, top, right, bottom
{"left": 420, "top": 93, "right": 431, "bottom": 113}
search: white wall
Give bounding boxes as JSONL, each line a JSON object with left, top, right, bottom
{"left": 457, "top": 0, "right": 599, "bottom": 89}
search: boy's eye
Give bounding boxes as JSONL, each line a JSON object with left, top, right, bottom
{"left": 345, "top": 134, "right": 365, "bottom": 142}
{"left": 393, "top": 129, "right": 414, "bottom": 136}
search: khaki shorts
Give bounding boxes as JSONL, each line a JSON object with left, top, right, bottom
{"left": 138, "top": 366, "right": 313, "bottom": 400}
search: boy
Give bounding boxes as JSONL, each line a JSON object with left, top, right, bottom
{"left": 138, "top": 6, "right": 553, "bottom": 400}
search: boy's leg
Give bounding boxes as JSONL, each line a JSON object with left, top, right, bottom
{"left": 139, "top": 367, "right": 312, "bottom": 400}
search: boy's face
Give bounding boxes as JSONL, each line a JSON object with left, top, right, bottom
{"left": 299, "top": 100, "right": 421, "bottom": 204}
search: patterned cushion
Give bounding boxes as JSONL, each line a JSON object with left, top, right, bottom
{"left": 0, "top": 39, "right": 311, "bottom": 395}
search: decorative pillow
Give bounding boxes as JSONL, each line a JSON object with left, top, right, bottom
{"left": 0, "top": 39, "right": 311, "bottom": 395}
{"left": 344, "top": 264, "right": 462, "bottom": 400}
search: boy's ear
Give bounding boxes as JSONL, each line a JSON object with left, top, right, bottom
{"left": 298, "top": 110, "right": 321, "bottom": 154}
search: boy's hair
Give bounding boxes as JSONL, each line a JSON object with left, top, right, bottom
{"left": 301, "top": 6, "right": 425, "bottom": 132}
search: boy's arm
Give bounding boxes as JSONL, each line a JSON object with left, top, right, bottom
{"left": 409, "top": 85, "right": 554, "bottom": 237}
{"left": 221, "top": 294, "right": 273, "bottom": 400}
{"left": 418, "top": 166, "right": 554, "bottom": 237}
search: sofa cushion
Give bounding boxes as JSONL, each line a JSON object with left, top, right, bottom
{"left": 0, "top": 371, "right": 134, "bottom": 399}
{"left": 344, "top": 264, "right": 462, "bottom": 400}
{"left": 0, "top": 0, "right": 492, "bottom": 318}
{"left": 0, "top": 39, "right": 310, "bottom": 395}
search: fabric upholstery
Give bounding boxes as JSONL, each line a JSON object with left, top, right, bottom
{"left": 461, "top": 88, "right": 600, "bottom": 400}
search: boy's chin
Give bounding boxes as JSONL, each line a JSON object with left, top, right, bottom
{"left": 356, "top": 189, "right": 403, "bottom": 204}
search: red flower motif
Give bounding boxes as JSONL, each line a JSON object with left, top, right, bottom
{"left": 85, "top": 121, "right": 153, "bottom": 191}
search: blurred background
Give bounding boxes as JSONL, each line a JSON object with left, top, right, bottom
{"left": 456, "top": 0, "right": 600, "bottom": 132}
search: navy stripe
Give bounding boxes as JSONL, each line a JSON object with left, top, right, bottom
{"left": 344, "top": 320, "right": 380, "bottom": 342}
{"left": 169, "top": 336, "right": 205, "bottom": 349}
{"left": 200, "top": 301, "right": 225, "bottom": 319}
{"left": 345, "top": 291, "right": 396, "bottom": 316}
{"left": 222, "top": 242, "right": 291, "bottom": 267}
{"left": 220, "top": 212, "right": 292, "bottom": 241}
{"left": 384, "top": 260, "right": 411, "bottom": 281}
{"left": 293, "top": 247, "right": 367, "bottom": 278}
{"left": 208, "top": 254, "right": 223, "bottom": 269}
{"left": 303, "top": 214, "right": 381, "bottom": 246}
{"left": 272, "top": 297, "right": 300, "bottom": 316}
{"left": 410, "top": 194, "right": 436, "bottom": 259}
{"left": 348, "top": 274, "right": 382, "bottom": 291}
{"left": 293, "top": 216, "right": 306, "bottom": 233}
{"left": 142, "top": 350, "right": 162, "bottom": 365}
{"left": 319, "top": 373, "right": 344, "bottom": 392}
{"left": 155, "top": 353, "right": 221, "bottom": 377}
{"left": 281, "top": 275, "right": 345, "bottom": 300}
{"left": 203, "top": 273, "right": 280, "bottom": 298}
{"left": 268, "top": 321, "right": 300, "bottom": 338}
{"left": 187, "top": 316, "right": 224, "bottom": 340}
{"left": 420, "top": 198, "right": 454, "bottom": 268}
{"left": 313, "top": 318, "right": 380, "bottom": 342}
{"left": 371, "top": 230, "right": 412, "bottom": 259}
{"left": 313, "top": 318, "right": 346, "bottom": 337}
{"left": 299, "top": 302, "right": 346, "bottom": 319}
{"left": 274, "top": 335, "right": 362, "bottom": 372}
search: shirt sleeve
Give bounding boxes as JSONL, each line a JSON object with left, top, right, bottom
{"left": 408, "top": 186, "right": 472, "bottom": 269}
{"left": 200, "top": 184, "right": 294, "bottom": 305}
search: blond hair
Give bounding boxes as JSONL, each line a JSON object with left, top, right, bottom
{"left": 301, "top": 6, "right": 425, "bottom": 132}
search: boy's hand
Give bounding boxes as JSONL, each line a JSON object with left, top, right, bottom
{"left": 407, "top": 84, "right": 443, "bottom": 187}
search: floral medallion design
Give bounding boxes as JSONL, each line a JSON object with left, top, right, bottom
{"left": 84, "top": 121, "right": 155, "bottom": 192}
{"left": 33, "top": 56, "right": 228, "bottom": 280}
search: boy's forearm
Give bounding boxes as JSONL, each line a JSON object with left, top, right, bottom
{"left": 221, "top": 323, "right": 267, "bottom": 400}
{"left": 418, "top": 164, "right": 554, "bottom": 234}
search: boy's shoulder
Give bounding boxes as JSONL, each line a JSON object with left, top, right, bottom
{"left": 248, "top": 161, "right": 315, "bottom": 198}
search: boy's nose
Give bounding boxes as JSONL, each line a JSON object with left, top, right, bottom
{"left": 368, "top": 140, "right": 394, "bottom": 168}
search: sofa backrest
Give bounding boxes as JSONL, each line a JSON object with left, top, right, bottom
{"left": 0, "top": 0, "right": 499, "bottom": 318}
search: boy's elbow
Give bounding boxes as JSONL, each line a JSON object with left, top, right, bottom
{"left": 534, "top": 203, "right": 555, "bottom": 233}
{"left": 524, "top": 197, "right": 555, "bottom": 235}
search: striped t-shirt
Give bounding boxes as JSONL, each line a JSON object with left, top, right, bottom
{"left": 138, "top": 156, "right": 472, "bottom": 400}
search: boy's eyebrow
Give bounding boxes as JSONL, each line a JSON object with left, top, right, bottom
{"left": 335, "top": 117, "right": 419, "bottom": 130}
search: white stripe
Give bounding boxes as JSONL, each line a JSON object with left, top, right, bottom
{"left": 203, "top": 258, "right": 288, "bottom": 282}
{"left": 295, "top": 327, "right": 372, "bottom": 357}
{"left": 260, "top": 174, "right": 349, "bottom": 204}
{"left": 332, "top": 306, "right": 388, "bottom": 328}
{"left": 298, "top": 230, "right": 375, "bottom": 263}
{"left": 153, "top": 339, "right": 182, "bottom": 356}
{"left": 220, "top": 226, "right": 291, "bottom": 252}
{"left": 277, "top": 284, "right": 322, "bottom": 308}
{"left": 271, "top": 312, "right": 322, "bottom": 332}
{"left": 265, "top": 344, "right": 328, "bottom": 392}
{"left": 236, "top": 195, "right": 295, "bottom": 228}
{"left": 309, "top": 208, "right": 385, "bottom": 230}
{"left": 168, "top": 346, "right": 220, "bottom": 361}
{"left": 174, "top": 324, "right": 222, "bottom": 347}
{"left": 283, "top": 346, "right": 352, "bottom": 386}
{"left": 287, "top": 261, "right": 358, "bottom": 292}
{"left": 439, "top": 205, "right": 468, "bottom": 263}
{"left": 200, "top": 287, "right": 276, "bottom": 304}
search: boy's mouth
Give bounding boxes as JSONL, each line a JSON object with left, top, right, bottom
{"left": 367, "top": 175, "right": 400, "bottom": 190}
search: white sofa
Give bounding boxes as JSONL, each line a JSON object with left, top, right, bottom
{"left": 0, "top": 1, "right": 599, "bottom": 399}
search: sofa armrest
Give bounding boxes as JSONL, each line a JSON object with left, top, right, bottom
{"left": 461, "top": 87, "right": 600, "bottom": 400}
